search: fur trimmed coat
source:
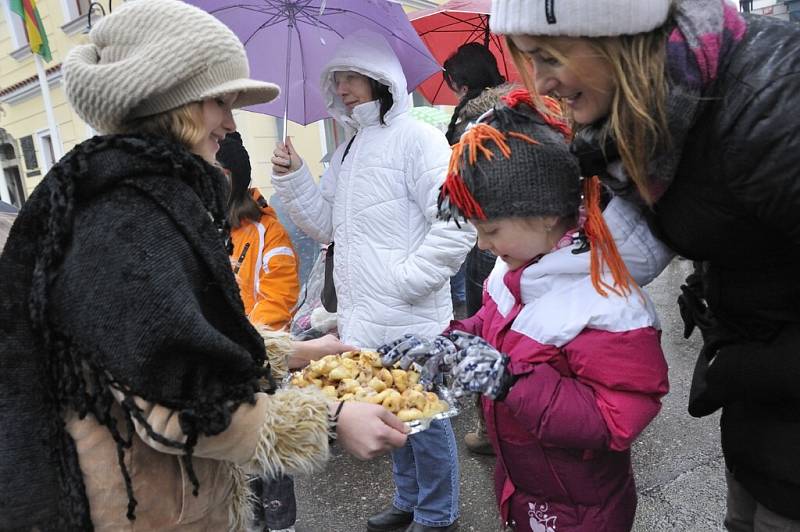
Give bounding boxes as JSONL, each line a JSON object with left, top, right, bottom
{"left": 0, "top": 135, "right": 330, "bottom": 531}
{"left": 67, "top": 387, "right": 329, "bottom": 531}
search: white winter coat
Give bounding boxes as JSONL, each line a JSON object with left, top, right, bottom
{"left": 271, "top": 31, "right": 476, "bottom": 347}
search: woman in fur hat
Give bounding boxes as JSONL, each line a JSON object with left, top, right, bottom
{"left": 0, "top": 2, "right": 406, "bottom": 530}
{"left": 491, "top": 0, "right": 800, "bottom": 528}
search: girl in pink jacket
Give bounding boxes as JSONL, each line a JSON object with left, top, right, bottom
{"left": 381, "top": 92, "right": 669, "bottom": 531}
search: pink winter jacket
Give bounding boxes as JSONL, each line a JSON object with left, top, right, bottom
{"left": 450, "top": 207, "right": 670, "bottom": 532}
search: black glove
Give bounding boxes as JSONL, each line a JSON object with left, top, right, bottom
{"left": 687, "top": 344, "right": 726, "bottom": 417}
{"left": 447, "top": 331, "right": 516, "bottom": 401}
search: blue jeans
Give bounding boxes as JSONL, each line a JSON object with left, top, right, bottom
{"left": 391, "top": 418, "right": 460, "bottom": 527}
{"left": 450, "top": 262, "right": 466, "bottom": 304}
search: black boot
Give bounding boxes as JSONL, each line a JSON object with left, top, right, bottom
{"left": 367, "top": 506, "right": 414, "bottom": 532}
{"left": 405, "top": 522, "right": 458, "bottom": 532}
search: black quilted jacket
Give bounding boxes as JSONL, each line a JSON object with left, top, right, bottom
{"left": 652, "top": 14, "right": 800, "bottom": 517}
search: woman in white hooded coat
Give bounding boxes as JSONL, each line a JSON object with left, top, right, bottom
{"left": 272, "top": 30, "right": 473, "bottom": 532}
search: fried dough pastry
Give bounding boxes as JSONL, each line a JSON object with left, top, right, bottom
{"left": 290, "top": 350, "right": 449, "bottom": 421}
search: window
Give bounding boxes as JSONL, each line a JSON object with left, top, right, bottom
{"left": 60, "top": 0, "right": 92, "bottom": 22}
{"left": 19, "top": 136, "right": 39, "bottom": 172}
{"left": 1, "top": 142, "right": 26, "bottom": 208}
{"left": 75, "top": 0, "right": 92, "bottom": 15}
{"left": 2, "top": 0, "right": 29, "bottom": 49}
{"left": 36, "top": 130, "right": 56, "bottom": 174}
{"left": 2, "top": 167, "right": 26, "bottom": 208}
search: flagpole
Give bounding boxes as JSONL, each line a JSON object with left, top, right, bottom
{"left": 33, "top": 53, "right": 63, "bottom": 158}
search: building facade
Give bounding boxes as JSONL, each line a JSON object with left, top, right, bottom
{"left": 742, "top": 0, "right": 800, "bottom": 20}
{"left": 0, "top": 0, "right": 437, "bottom": 208}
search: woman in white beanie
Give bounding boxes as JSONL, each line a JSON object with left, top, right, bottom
{"left": 491, "top": 0, "right": 800, "bottom": 530}
{"left": 0, "top": 1, "right": 406, "bottom": 530}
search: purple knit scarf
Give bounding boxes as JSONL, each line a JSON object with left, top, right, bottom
{"left": 668, "top": 0, "right": 747, "bottom": 91}
{"left": 640, "top": 0, "right": 747, "bottom": 201}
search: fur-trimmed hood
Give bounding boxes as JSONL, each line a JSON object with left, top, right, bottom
{"left": 458, "top": 82, "right": 517, "bottom": 122}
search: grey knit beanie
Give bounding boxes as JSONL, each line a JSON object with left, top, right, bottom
{"left": 439, "top": 93, "right": 580, "bottom": 222}
{"left": 63, "top": 0, "right": 279, "bottom": 133}
{"left": 490, "top": 0, "right": 672, "bottom": 37}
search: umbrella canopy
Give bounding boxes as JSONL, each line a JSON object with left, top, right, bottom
{"left": 188, "top": 0, "right": 441, "bottom": 126}
{"left": 410, "top": 0, "right": 520, "bottom": 105}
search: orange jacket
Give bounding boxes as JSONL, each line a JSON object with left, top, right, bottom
{"left": 231, "top": 189, "right": 300, "bottom": 330}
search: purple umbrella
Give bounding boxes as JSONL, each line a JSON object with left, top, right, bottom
{"left": 188, "top": 0, "right": 442, "bottom": 134}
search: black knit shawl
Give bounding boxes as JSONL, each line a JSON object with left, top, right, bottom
{"left": 0, "top": 135, "right": 273, "bottom": 531}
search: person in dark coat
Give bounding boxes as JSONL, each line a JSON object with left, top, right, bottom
{"left": 442, "top": 42, "right": 517, "bottom": 456}
{"left": 491, "top": 0, "right": 800, "bottom": 528}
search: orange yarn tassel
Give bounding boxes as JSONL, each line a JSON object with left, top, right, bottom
{"left": 442, "top": 123, "right": 539, "bottom": 220}
{"left": 502, "top": 88, "right": 537, "bottom": 110}
{"left": 441, "top": 172, "right": 487, "bottom": 220}
{"left": 501, "top": 89, "right": 573, "bottom": 141}
{"left": 539, "top": 98, "right": 572, "bottom": 141}
{"left": 583, "top": 176, "right": 640, "bottom": 298}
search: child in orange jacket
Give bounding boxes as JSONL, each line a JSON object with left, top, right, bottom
{"left": 219, "top": 132, "right": 300, "bottom": 332}
{"left": 219, "top": 132, "right": 301, "bottom": 532}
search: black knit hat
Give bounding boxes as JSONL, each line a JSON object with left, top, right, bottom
{"left": 439, "top": 90, "right": 581, "bottom": 222}
{"left": 217, "top": 131, "right": 251, "bottom": 193}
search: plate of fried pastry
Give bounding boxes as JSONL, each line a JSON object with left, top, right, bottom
{"left": 287, "top": 350, "right": 458, "bottom": 434}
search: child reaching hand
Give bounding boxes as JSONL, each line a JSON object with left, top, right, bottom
{"left": 381, "top": 91, "right": 669, "bottom": 531}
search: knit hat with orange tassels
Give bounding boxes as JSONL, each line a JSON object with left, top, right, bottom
{"left": 438, "top": 89, "right": 638, "bottom": 297}
{"left": 438, "top": 89, "right": 580, "bottom": 222}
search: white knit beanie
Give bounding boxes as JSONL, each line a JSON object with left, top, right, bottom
{"left": 490, "top": 0, "right": 672, "bottom": 37}
{"left": 63, "top": 0, "right": 279, "bottom": 133}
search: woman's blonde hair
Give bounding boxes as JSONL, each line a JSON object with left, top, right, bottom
{"left": 508, "top": 27, "right": 671, "bottom": 205}
{"left": 114, "top": 102, "right": 206, "bottom": 151}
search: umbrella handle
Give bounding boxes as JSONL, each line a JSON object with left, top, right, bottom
{"left": 282, "top": 22, "right": 294, "bottom": 144}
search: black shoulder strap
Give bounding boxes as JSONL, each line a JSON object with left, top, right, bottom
{"left": 341, "top": 135, "right": 356, "bottom": 164}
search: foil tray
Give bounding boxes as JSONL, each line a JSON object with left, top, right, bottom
{"left": 404, "top": 385, "right": 459, "bottom": 435}
{"left": 283, "top": 370, "right": 459, "bottom": 435}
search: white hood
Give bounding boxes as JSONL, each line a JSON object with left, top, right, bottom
{"left": 320, "top": 30, "right": 411, "bottom": 132}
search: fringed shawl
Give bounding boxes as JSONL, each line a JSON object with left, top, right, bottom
{"left": 0, "top": 135, "right": 273, "bottom": 530}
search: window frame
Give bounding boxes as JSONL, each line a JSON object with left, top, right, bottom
{"left": 2, "top": 1, "right": 29, "bottom": 50}
{"left": 35, "top": 129, "right": 56, "bottom": 174}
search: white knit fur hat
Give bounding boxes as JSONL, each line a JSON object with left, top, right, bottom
{"left": 64, "top": 0, "right": 279, "bottom": 133}
{"left": 490, "top": 0, "right": 672, "bottom": 37}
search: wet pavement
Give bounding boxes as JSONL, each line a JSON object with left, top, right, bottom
{"left": 292, "top": 259, "right": 727, "bottom": 532}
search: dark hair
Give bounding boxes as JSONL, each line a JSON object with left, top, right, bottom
{"left": 443, "top": 43, "right": 506, "bottom": 144}
{"left": 218, "top": 132, "right": 261, "bottom": 228}
{"left": 368, "top": 78, "right": 393, "bottom": 125}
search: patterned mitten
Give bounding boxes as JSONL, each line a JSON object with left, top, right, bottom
{"left": 377, "top": 334, "right": 458, "bottom": 385}
{"left": 447, "top": 331, "right": 516, "bottom": 400}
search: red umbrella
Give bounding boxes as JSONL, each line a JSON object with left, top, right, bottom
{"left": 410, "top": 0, "right": 520, "bottom": 105}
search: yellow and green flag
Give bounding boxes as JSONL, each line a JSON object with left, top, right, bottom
{"left": 10, "top": 0, "right": 52, "bottom": 62}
